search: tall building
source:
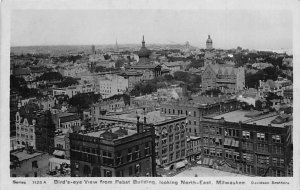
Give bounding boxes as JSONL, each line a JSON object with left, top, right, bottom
{"left": 204, "top": 35, "right": 216, "bottom": 66}
{"left": 201, "top": 64, "right": 245, "bottom": 93}
{"left": 160, "top": 95, "right": 239, "bottom": 137}
{"left": 137, "top": 35, "right": 151, "bottom": 64}
{"left": 69, "top": 120, "right": 156, "bottom": 177}
{"left": 206, "top": 35, "right": 213, "bottom": 50}
{"left": 93, "top": 110, "right": 188, "bottom": 171}
{"left": 35, "top": 111, "right": 56, "bottom": 154}
{"left": 199, "top": 110, "right": 293, "bottom": 177}
{"left": 126, "top": 36, "right": 165, "bottom": 81}
{"left": 91, "top": 45, "right": 96, "bottom": 55}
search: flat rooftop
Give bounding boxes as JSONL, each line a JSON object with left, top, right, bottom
{"left": 85, "top": 126, "right": 137, "bottom": 139}
{"left": 210, "top": 110, "right": 292, "bottom": 128}
{"left": 11, "top": 150, "right": 45, "bottom": 162}
{"left": 110, "top": 110, "right": 183, "bottom": 125}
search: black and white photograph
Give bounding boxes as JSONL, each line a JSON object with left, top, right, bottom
{"left": 1, "top": 0, "right": 299, "bottom": 189}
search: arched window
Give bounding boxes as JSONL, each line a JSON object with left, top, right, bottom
{"left": 169, "top": 125, "right": 173, "bottom": 133}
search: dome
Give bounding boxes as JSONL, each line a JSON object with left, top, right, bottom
{"left": 138, "top": 35, "right": 151, "bottom": 58}
{"left": 206, "top": 35, "right": 213, "bottom": 43}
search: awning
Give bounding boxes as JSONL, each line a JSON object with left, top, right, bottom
{"left": 53, "top": 150, "right": 65, "bottom": 157}
{"left": 49, "top": 157, "right": 70, "bottom": 165}
{"left": 175, "top": 161, "right": 186, "bottom": 169}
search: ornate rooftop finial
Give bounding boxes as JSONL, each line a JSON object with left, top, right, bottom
{"left": 142, "top": 35, "right": 145, "bottom": 47}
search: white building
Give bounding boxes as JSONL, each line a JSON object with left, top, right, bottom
{"left": 52, "top": 84, "right": 95, "bottom": 98}
{"left": 98, "top": 74, "right": 128, "bottom": 98}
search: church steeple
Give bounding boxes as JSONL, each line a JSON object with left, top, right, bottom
{"left": 142, "top": 35, "right": 145, "bottom": 48}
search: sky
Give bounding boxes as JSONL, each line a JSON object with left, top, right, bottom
{"left": 11, "top": 9, "right": 292, "bottom": 50}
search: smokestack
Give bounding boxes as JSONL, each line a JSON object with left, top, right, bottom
{"left": 137, "top": 116, "right": 140, "bottom": 133}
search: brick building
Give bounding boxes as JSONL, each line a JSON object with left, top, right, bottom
{"left": 160, "top": 95, "right": 239, "bottom": 137}
{"left": 69, "top": 120, "right": 156, "bottom": 177}
{"left": 197, "top": 110, "right": 293, "bottom": 177}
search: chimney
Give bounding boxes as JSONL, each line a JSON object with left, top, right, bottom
{"left": 137, "top": 116, "right": 140, "bottom": 133}
{"left": 144, "top": 116, "right": 147, "bottom": 124}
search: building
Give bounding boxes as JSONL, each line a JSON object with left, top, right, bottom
{"left": 15, "top": 104, "right": 40, "bottom": 149}
{"left": 52, "top": 84, "right": 95, "bottom": 98}
{"left": 52, "top": 112, "right": 81, "bottom": 129}
{"left": 10, "top": 149, "right": 50, "bottom": 177}
{"left": 69, "top": 120, "right": 156, "bottom": 177}
{"left": 198, "top": 109, "right": 293, "bottom": 176}
{"left": 92, "top": 97, "right": 127, "bottom": 117}
{"left": 97, "top": 74, "right": 129, "bottom": 98}
{"left": 204, "top": 35, "right": 216, "bottom": 66}
{"left": 258, "top": 77, "right": 292, "bottom": 98}
{"left": 35, "top": 111, "right": 56, "bottom": 154}
{"left": 160, "top": 95, "right": 239, "bottom": 137}
{"left": 118, "top": 70, "right": 143, "bottom": 91}
{"left": 93, "top": 110, "right": 188, "bottom": 171}
{"left": 201, "top": 64, "right": 245, "bottom": 93}
{"left": 126, "top": 36, "right": 164, "bottom": 81}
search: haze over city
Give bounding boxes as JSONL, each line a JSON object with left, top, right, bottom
{"left": 11, "top": 9, "right": 292, "bottom": 51}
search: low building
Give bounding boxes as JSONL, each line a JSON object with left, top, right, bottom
{"left": 10, "top": 149, "right": 50, "bottom": 177}
{"left": 97, "top": 74, "right": 128, "bottom": 98}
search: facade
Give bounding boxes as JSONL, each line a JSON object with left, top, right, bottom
{"left": 10, "top": 149, "right": 50, "bottom": 177}
{"left": 53, "top": 84, "right": 95, "bottom": 98}
{"left": 258, "top": 77, "right": 292, "bottom": 98}
{"left": 160, "top": 95, "right": 239, "bottom": 137}
{"left": 15, "top": 108, "right": 38, "bottom": 149}
{"left": 201, "top": 64, "right": 245, "bottom": 93}
{"left": 92, "top": 98, "right": 126, "bottom": 116}
{"left": 98, "top": 74, "right": 129, "bottom": 98}
{"left": 53, "top": 112, "right": 81, "bottom": 129}
{"left": 118, "top": 70, "right": 143, "bottom": 91}
{"left": 35, "top": 111, "right": 56, "bottom": 154}
{"left": 69, "top": 122, "right": 156, "bottom": 177}
{"left": 197, "top": 110, "right": 293, "bottom": 176}
{"left": 93, "top": 110, "right": 188, "bottom": 171}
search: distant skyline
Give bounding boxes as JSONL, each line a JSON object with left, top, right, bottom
{"left": 11, "top": 10, "right": 292, "bottom": 50}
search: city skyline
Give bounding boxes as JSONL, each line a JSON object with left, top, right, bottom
{"left": 11, "top": 10, "right": 292, "bottom": 51}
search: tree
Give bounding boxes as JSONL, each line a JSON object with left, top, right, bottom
{"left": 255, "top": 100, "right": 263, "bottom": 111}
{"left": 37, "top": 72, "right": 63, "bottom": 81}
{"left": 57, "top": 77, "right": 79, "bottom": 88}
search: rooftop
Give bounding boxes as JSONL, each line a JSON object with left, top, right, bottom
{"left": 100, "top": 110, "right": 185, "bottom": 126}
{"left": 85, "top": 126, "right": 137, "bottom": 139}
{"left": 10, "top": 150, "right": 45, "bottom": 162}
{"left": 210, "top": 110, "right": 292, "bottom": 128}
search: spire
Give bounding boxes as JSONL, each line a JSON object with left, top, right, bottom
{"left": 142, "top": 35, "right": 145, "bottom": 48}
{"left": 208, "top": 35, "right": 210, "bottom": 39}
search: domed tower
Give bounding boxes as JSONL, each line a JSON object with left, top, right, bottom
{"left": 206, "top": 35, "right": 213, "bottom": 50}
{"left": 138, "top": 35, "right": 151, "bottom": 64}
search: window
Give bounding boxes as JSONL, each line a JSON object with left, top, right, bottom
{"left": 169, "top": 144, "right": 174, "bottom": 152}
{"left": 135, "top": 164, "right": 141, "bottom": 174}
{"left": 242, "top": 131, "right": 250, "bottom": 139}
{"left": 233, "top": 152, "right": 240, "bottom": 160}
{"left": 181, "top": 149, "right": 185, "bottom": 157}
{"left": 243, "top": 153, "right": 254, "bottom": 163}
{"left": 104, "top": 169, "right": 112, "bottom": 177}
{"left": 242, "top": 142, "right": 253, "bottom": 150}
{"left": 175, "top": 134, "right": 180, "bottom": 141}
{"left": 176, "top": 142, "right": 180, "bottom": 149}
{"left": 169, "top": 153, "right": 173, "bottom": 162}
{"left": 257, "top": 133, "right": 265, "bottom": 141}
{"left": 194, "top": 111, "right": 196, "bottom": 117}
{"left": 216, "top": 149, "right": 222, "bottom": 157}
{"left": 176, "top": 151, "right": 180, "bottom": 159}
{"left": 32, "top": 161, "right": 38, "bottom": 168}
{"left": 127, "top": 148, "right": 133, "bottom": 162}
{"left": 115, "top": 152, "right": 123, "bottom": 166}
{"left": 272, "top": 135, "right": 281, "bottom": 143}
{"left": 272, "top": 146, "right": 283, "bottom": 154}
{"left": 257, "top": 155, "right": 269, "bottom": 166}
{"left": 210, "top": 148, "right": 216, "bottom": 156}
{"left": 188, "top": 120, "right": 191, "bottom": 125}
{"left": 257, "top": 143, "right": 268, "bottom": 153}
{"left": 162, "top": 138, "right": 167, "bottom": 145}
{"left": 162, "top": 147, "right": 168, "bottom": 155}
{"left": 134, "top": 145, "right": 140, "bottom": 160}
{"left": 144, "top": 142, "right": 150, "bottom": 156}
{"left": 181, "top": 140, "right": 185, "bottom": 148}
{"left": 203, "top": 126, "right": 209, "bottom": 133}
{"left": 225, "top": 150, "right": 232, "bottom": 159}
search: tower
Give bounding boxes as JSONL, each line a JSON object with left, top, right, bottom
{"left": 115, "top": 40, "right": 119, "bottom": 51}
{"left": 206, "top": 35, "right": 213, "bottom": 50}
{"left": 91, "top": 45, "right": 96, "bottom": 54}
{"left": 137, "top": 35, "right": 151, "bottom": 64}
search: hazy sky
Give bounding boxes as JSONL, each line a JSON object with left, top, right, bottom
{"left": 11, "top": 9, "right": 292, "bottom": 50}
